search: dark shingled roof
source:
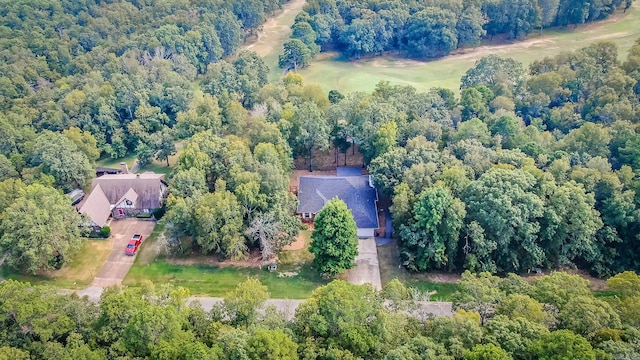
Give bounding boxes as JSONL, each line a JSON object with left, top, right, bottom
{"left": 91, "top": 173, "right": 167, "bottom": 209}
{"left": 297, "top": 175, "right": 379, "bottom": 229}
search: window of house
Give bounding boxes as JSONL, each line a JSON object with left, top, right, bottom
{"left": 125, "top": 200, "right": 133, "bottom": 206}
{"left": 303, "top": 212, "right": 312, "bottom": 219}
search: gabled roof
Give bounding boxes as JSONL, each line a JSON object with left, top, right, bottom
{"left": 297, "top": 174, "right": 379, "bottom": 229}
{"left": 90, "top": 173, "right": 166, "bottom": 209}
{"left": 115, "top": 188, "right": 139, "bottom": 207}
{"left": 78, "top": 184, "right": 111, "bottom": 227}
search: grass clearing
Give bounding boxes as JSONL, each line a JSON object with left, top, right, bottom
{"left": 96, "top": 153, "right": 137, "bottom": 169}
{"left": 278, "top": 230, "right": 314, "bottom": 266}
{"left": 135, "top": 221, "right": 167, "bottom": 266}
{"left": 123, "top": 261, "right": 327, "bottom": 298}
{"left": 293, "top": 4, "right": 640, "bottom": 93}
{"left": 243, "top": 0, "right": 306, "bottom": 81}
{"left": 1, "top": 239, "right": 112, "bottom": 289}
{"left": 377, "top": 240, "right": 461, "bottom": 301}
{"left": 138, "top": 142, "right": 183, "bottom": 175}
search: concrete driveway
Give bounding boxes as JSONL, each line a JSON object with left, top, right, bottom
{"left": 90, "top": 218, "right": 155, "bottom": 287}
{"left": 347, "top": 238, "right": 382, "bottom": 290}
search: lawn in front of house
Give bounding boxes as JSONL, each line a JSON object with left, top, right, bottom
{"left": 123, "top": 262, "right": 326, "bottom": 298}
{"left": 1, "top": 239, "right": 112, "bottom": 289}
{"left": 124, "top": 228, "right": 327, "bottom": 298}
{"left": 134, "top": 221, "right": 167, "bottom": 266}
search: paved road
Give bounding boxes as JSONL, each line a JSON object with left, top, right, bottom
{"left": 347, "top": 239, "right": 382, "bottom": 290}
{"left": 91, "top": 219, "right": 155, "bottom": 287}
{"left": 64, "top": 287, "right": 452, "bottom": 320}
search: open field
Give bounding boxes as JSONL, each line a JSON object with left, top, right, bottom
{"left": 294, "top": 4, "right": 640, "bottom": 93}
{"left": 1, "top": 239, "right": 112, "bottom": 289}
{"left": 243, "top": 0, "right": 306, "bottom": 81}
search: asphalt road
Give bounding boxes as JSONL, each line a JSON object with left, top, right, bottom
{"left": 66, "top": 287, "right": 452, "bottom": 320}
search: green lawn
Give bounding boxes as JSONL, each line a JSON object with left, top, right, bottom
{"left": 135, "top": 221, "right": 166, "bottom": 266}
{"left": 1, "top": 239, "right": 112, "bottom": 289}
{"left": 295, "top": 4, "right": 640, "bottom": 93}
{"left": 96, "top": 153, "right": 137, "bottom": 169}
{"left": 123, "top": 262, "right": 327, "bottom": 298}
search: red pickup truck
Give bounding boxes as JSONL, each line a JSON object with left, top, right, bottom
{"left": 125, "top": 234, "right": 143, "bottom": 256}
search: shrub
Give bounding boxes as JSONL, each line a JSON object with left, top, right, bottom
{"left": 100, "top": 226, "right": 111, "bottom": 238}
{"left": 136, "top": 213, "right": 153, "bottom": 219}
{"left": 152, "top": 206, "right": 166, "bottom": 219}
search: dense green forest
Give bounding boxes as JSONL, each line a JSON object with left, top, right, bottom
{"left": 0, "top": 0, "right": 639, "bottom": 275}
{"left": 1, "top": 0, "right": 640, "bottom": 359}
{"left": 2, "top": 272, "right": 640, "bottom": 359}
{"left": 278, "top": 0, "right": 635, "bottom": 69}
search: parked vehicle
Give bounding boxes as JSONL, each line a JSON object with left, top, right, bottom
{"left": 125, "top": 234, "right": 143, "bottom": 256}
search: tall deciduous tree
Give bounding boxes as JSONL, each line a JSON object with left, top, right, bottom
{"left": 30, "top": 131, "right": 94, "bottom": 192}
{"left": 527, "top": 330, "right": 597, "bottom": 360}
{"left": 399, "top": 186, "right": 466, "bottom": 271}
{"left": 295, "top": 281, "right": 382, "bottom": 358}
{"left": 194, "top": 181, "right": 245, "bottom": 259}
{"left": 222, "top": 278, "right": 269, "bottom": 327}
{"left": 279, "top": 39, "right": 313, "bottom": 71}
{"left": 463, "top": 168, "right": 544, "bottom": 273}
{"left": 310, "top": 198, "right": 358, "bottom": 275}
{"left": 295, "top": 101, "right": 330, "bottom": 172}
{"left": 0, "top": 184, "right": 83, "bottom": 273}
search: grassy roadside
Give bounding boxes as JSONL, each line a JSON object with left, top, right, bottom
{"left": 1, "top": 239, "right": 112, "bottom": 289}
{"left": 125, "top": 228, "right": 327, "bottom": 298}
{"left": 123, "top": 262, "right": 326, "bottom": 298}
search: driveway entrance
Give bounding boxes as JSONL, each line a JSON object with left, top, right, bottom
{"left": 91, "top": 218, "right": 155, "bottom": 287}
{"left": 346, "top": 238, "right": 382, "bottom": 290}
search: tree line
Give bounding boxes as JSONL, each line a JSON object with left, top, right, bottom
{"left": 2, "top": 271, "right": 640, "bottom": 359}
{"left": 278, "top": 0, "right": 634, "bottom": 69}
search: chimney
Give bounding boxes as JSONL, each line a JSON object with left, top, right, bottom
{"left": 120, "top": 162, "right": 129, "bottom": 174}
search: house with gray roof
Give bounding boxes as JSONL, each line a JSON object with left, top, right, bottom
{"left": 296, "top": 168, "right": 380, "bottom": 237}
{"left": 78, "top": 172, "right": 167, "bottom": 228}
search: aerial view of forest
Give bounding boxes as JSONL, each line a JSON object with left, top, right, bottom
{"left": 1, "top": 0, "right": 640, "bottom": 358}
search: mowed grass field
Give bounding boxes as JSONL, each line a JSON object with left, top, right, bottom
{"left": 265, "top": 4, "right": 640, "bottom": 93}
{"left": 125, "top": 229, "right": 328, "bottom": 298}
{"left": 1, "top": 239, "right": 112, "bottom": 289}
{"left": 243, "top": 0, "right": 306, "bottom": 81}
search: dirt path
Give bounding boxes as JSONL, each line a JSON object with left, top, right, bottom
{"left": 242, "top": 0, "right": 306, "bottom": 58}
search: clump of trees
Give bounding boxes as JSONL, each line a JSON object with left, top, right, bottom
{"left": 280, "top": 0, "right": 634, "bottom": 67}
{"left": 2, "top": 272, "right": 640, "bottom": 359}
{"left": 164, "top": 130, "right": 300, "bottom": 260}
{"left": 343, "top": 40, "right": 640, "bottom": 277}
{"left": 0, "top": 181, "right": 83, "bottom": 273}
